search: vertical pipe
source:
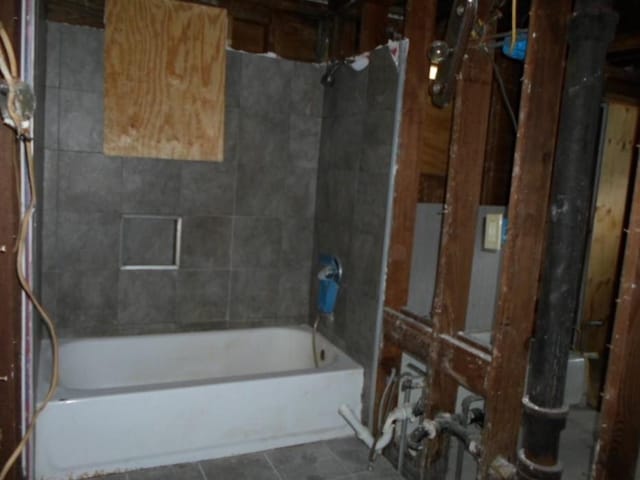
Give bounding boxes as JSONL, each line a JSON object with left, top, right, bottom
{"left": 518, "top": 1, "right": 618, "bottom": 478}
{"left": 397, "top": 379, "right": 412, "bottom": 474}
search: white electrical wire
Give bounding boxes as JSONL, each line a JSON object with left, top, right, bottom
{"left": 0, "top": 20, "right": 60, "bottom": 480}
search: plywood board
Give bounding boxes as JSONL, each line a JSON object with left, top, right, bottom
{"left": 580, "top": 102, "right": 638, "bottom": 407}
{"left": 104, "top": 0, "right": 227, "bottom": 161}
{"left": 593, "top": 152, "right": 640, "bottom": 480}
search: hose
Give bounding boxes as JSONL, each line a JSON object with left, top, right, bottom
{"left": 367, "top": 369, "right": 397, "bottom": 466}
{"left": 0, "top": 21, "right": 60, "bottom": 480}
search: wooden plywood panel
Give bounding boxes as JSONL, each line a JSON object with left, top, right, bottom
{"left": 593, "top": 153, "right": 640, "bottom": 480}
{"left": 580, "top": 102, "right": 639, "bottom": 407}
{"left": 104, "top": 0, "right": 227, "bottom": 161}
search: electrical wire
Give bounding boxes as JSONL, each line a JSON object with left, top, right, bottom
{"left": 511, "top": 0, "right": 517, "bottom": 52}
{"left": 0, "top": 21, "right": 60, "bottom": 480}
{"left": 483, "top": 48, "right": 519, "bottom": 132}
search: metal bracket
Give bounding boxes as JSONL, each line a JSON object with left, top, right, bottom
{"left": 429, "top": 0, "right": 478, "bottom": 107}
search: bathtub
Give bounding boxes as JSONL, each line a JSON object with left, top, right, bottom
{"left": 35, "top": 326, "right": 363, "bottom": 480}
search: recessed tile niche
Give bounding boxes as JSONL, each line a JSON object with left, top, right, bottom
{"left": 121, "top": 216, "right": 181, "bottom": 269}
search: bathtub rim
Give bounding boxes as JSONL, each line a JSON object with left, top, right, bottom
{"left": 37, "top": 324, "right": 363, "bottom": 402}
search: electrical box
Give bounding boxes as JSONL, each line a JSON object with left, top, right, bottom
{"left": 484, "top": 213, "right": 503, "bottom": 251}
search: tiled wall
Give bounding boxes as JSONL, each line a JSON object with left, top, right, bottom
{"left": 314, "top": 46, "right": 401, "bottom": 422}
{"left": 42, "top": 22, "right": 324, "bottom": 337}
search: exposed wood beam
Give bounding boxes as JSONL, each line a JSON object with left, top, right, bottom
{"left": 373, "top": 0, "right": 436, "bottom": 443}
{"left": 609, "top": 32, "right": 640, "bottom": 54}
{"left": 45, "top": 0, "right": 334, "bottom": 28}
{"left": 593, "top": 150, "right": 640, "bottom": 480}
{"left": 479, "top": 0, "right": 571, "bottom": 474}
{"left": 422, "top": 3, "right": 494, "bottom": 475}
{"left": 359, "top": 1, "right": 389, "bottom": 51}
{"left": 580, "top": 103, "right": 638, "bottom": 408}
{"left": 383, "top": 309, "right": 491, "bottom": 397}
{"left": 0, "top": 1, "right": 23, "bottom": 479}
{"left": 383, "top": 0, "right": 436, "bottom": 309}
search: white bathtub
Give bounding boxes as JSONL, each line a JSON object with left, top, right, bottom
{"left": 35, "top": 326, "right": 363, "bottom": 480}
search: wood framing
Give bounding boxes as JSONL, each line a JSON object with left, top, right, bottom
{"left": 384, "top": 309, "right": 491, "bottom": 397}
{"left": 383, "top": 0, "right": 437, "bottom": 310}
{"left": 0, "top": 2, "right": 23, "bottom": 478}
{"left": 592, "top": 147, "right": 640, "bottom": 479}
{"left": 479, "top": 0, "right": 572, "bottom": 474}
{"left": 374, "top": 0, "right": 437, "bottom": 446}
{"left": 377, "top": 0, "right": 573, "bottom": 476}
{"left": 421, "top": 3, "right": 494, "bottom": 473}
{"left": 580, "top": 102, "right": 639, "bottom": 407}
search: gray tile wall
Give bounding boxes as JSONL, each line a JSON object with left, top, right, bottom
{"left": 314, "top": 46, "right": 400, "bottom": 422}
{"left": 42, "top": 22, "right": 323, "bottom": 337}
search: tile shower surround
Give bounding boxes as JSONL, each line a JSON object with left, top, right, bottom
{"left": 41, "top": 21, "right": 402, "bottom": 424}
{"left": 314, "top": 46, "right": 400, "bottom": 420}
{"left": 42, "top": 23, "right": 324, "bottom": 336}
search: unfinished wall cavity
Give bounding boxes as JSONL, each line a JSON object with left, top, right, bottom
{"left": 407, "top": 203, "right": 506, "bottom": 336}
{"left": 313, "top": 45, "right": 403, "bottom": 421}
{"left": 41, "top": 22, "right": 323, "bottom": 336}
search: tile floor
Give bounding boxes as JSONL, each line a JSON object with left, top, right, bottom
{"left": 85, "top": 407, "right": 640, "bottom": 480}
{"left": 89, "top": 437, "right": 404, "bottom": 480}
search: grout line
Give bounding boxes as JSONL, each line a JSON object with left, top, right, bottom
{"left": 225, "top": 127, "right": 240, "bottom": 328}
{"left": 324, "top": 440, "right": 358, "bottom": 477}
{"left": 262, "top": 452, "right": 285, "bottom": 480}
{"left": 196, "top": 461, "right": 208, "bottom": 480}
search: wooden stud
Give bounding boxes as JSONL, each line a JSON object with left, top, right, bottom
{"left": 592, "top": 148, "right": 640, "bottom": 480}
{"left": 384, "top": 0, "right": 437, "bottom": 309}
{"left": 580, "top": 102, "right": 639, "bottom": 408}
{"left": 479, "top": 0, "right": 572, "bottom": 474}
{"left": 374, "top": 0, "right": 436, "bottom": 435}
{"left": 0, "top": 2, "right": 23, "bottom": 478}
{"left": 422, "top": 3, "right": 494, "bottom": 472}
{"left": 383, "top": 309, "right": 491, "bottom": 398}
{"left": 359, "top": 1, "right": 389, "bottom": 52}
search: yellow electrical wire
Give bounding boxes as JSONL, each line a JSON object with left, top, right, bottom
{"left": 511, "top": 0, "right": 517, "bottom": 52}
{"left": 0, "top": 23, "right": 17, "bottom": 78}
{"left": 0, "top": 21, "right": 60, "bottom": 480}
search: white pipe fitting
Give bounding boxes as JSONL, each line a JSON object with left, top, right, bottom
{"left": 420, "top": 418, "right": 439, "bottom": 440}
{"left": 338, "top": 403, "right": 416, "bottom": 456}
{"left": 374, "top": 405, "right": 414, "bottom": 453}
{"left": 338, "top": 404, "right": 374, "bottom": 448}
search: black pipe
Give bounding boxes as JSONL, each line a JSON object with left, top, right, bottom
{"left": 518, "top": 1, "right": 618, "bottom": 478}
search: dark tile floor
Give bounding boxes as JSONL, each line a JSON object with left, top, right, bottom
{"left": 90, "top": 437, "right": 404, "bottom": 480}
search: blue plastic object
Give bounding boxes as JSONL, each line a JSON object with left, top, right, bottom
{"left": 317, "top": 254, "right": 342, "bottom": 314}
{"left": 318, "top": 278, "right": 340, "bottom": 314}
{"left": 502, "top": 34, "right": 527, "bottom": 61}
{"left": 502, "top": 217, "right": 509, "bottom": 244}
